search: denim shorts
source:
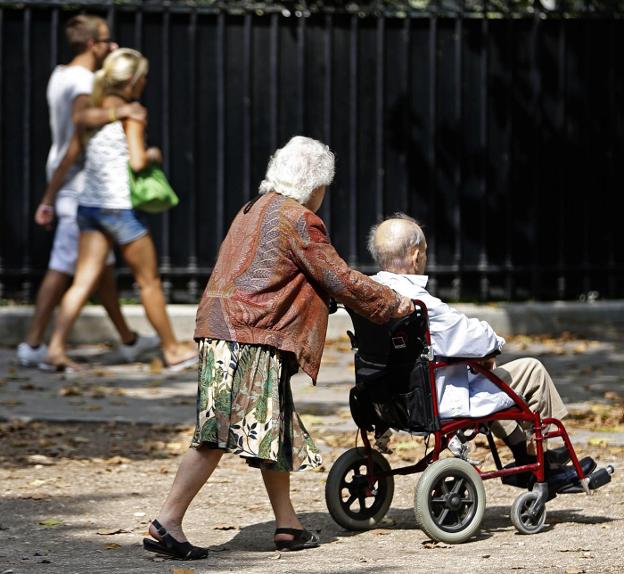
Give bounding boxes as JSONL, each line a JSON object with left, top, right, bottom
{"left": 77, "top": 205, "right": 148, "bottom": 246}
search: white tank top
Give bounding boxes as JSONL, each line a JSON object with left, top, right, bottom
{"left": 81, "top": 121, "right": 132, "bottom": 209}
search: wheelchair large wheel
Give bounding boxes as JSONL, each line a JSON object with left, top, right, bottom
{"left": 414, "top": 458, "right": 486, "bottom": 544}
{"left": 325, "top": 447, "right": 394, "bottom": 530}
{"left": 510, "top": 491, "right": 547, "bottom": 535}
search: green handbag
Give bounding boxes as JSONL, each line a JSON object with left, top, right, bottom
{"left": 128, "top": 164, "right": 179, "bottom": 213}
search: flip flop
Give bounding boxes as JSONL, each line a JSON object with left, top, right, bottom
{"left": 142, "top": 519, "right": 209, "bottom": 560}
{"left": 274, "top": 528, "right": 320, "bottom": 551}
{"left": 165, "top": 354, "right": 198, "bottom": 373}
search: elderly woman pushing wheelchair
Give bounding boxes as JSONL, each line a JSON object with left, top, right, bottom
{"left": 143, "top": 136, "right": 414, "bottom": 559}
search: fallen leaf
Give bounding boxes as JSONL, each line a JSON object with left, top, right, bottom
{"left": 105, "top": 456, "right": 131, "bottom": 465}
{"left": 270, "top": 553, "right": 281, "bottom": 561}
{"left": 213, "top": 524, "right": 236, "bottom": 530}
{"left": 104, "top": 543, "right": 122, "bottom": 550}
{"left": 27, "top": 455, "right": 54, "bottom": 466}
{"left": 58, "top": 385, "right": 83, "bottom": 397}
{"left": 171, "top": 568, "right": 198, "bottom": 574}
{"left": 38, "top": 518, "right": 63, "bottom": 528}
{"left": 96, "top": 528, "right": 131, "bottom": 536}
{"left": 421, "top": 540, "right": 451, "bottom": 549}
{"left": 20, "top": 493, "right": 49, "bottom": 500}
{"left": 565, "top": 570, "right": 585, "bottom": 574}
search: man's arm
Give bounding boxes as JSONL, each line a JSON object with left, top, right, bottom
{"left": 72, "top": 94, "right": 146, "bottom": 130}
{"left": 428, "top": 299, "right": 505, "bottom": 359}
{"left": 35, "top": 132, "right": 82, "bottom": 227}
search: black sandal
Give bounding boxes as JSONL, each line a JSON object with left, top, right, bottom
{"left": 274, "top": 528, "right": 320, "bottom": 551}
{"left": 142, "top": 519, "right": 209, "bottom": 560}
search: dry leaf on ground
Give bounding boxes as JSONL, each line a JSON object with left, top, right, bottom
{"left": 38, "top": 518, "right": 63, "bottom": 528}
{"left": 96, "top": 528, "right": 131, "bottom": 536}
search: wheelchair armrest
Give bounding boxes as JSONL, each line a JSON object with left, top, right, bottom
{"left": 435, "top": 350, "right": 501, "bottom": 364}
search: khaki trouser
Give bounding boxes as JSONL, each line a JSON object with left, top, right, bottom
{"left": 490, "top": 357, "right": 568, "bottom": 441}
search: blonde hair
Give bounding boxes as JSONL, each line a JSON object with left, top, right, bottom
{"left": 92, "top": 48, "right": 149, "bottom": 107}
{"left": 259, "top": 136, "right": 335, "bottom": 205}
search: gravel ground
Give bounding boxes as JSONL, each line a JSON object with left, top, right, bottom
{"left": 0, "top": 421, "right": 622, "bottom": 574}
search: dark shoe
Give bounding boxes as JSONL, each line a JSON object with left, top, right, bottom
{"left": 544, "top": 445, "right": 571, "bottom": 469}
{"left": 274, "top": 528, "right": 320, "bottom": 551}
{"left": 500, "top": 447, "right": 575, "bottom": 488}
{"left": 142, "top": 519, "right": 209, "bottom": 560}
{"left": 547, "top": 456, "right": 597, "bottom": 493}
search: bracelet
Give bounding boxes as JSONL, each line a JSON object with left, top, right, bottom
{"left": 109, "top": 107, "right": 117, "bottom": 122}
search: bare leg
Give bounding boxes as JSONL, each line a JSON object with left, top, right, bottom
{"left": 95, "top": 265, "right": 135, "bottom": 345}
{"left": 120, "top": 234, "right": 194, "bottom": 365}
{"left": 261, "top": 468, "right": 304, "bottom": 543}
{"left": 46, "top": 231, "right": 110, "bottom": 368}
{"left": 24, "top": 270, "right": 71, "bottom": 348}
{"left": 151, "top": 447, "right": 223, "bottom": 542}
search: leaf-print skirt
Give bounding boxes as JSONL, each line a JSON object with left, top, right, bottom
{"left": 190, "top": 338, "right": 322, "bottom": 472}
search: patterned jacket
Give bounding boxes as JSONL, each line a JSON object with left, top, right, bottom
{"left": 194, "top": 191, "right": 403, "bottom": 381}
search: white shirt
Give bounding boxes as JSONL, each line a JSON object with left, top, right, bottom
{"left": 371, "top": 272, "right": 514, "bottom": 418}
{"left": 45, "top": 65, "right": 94, "bottom": 199}
{"left": 81, "top": 121, "right": 132, "bottom": 209}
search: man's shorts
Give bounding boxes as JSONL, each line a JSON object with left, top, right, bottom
{"left": 49, "top": 195, "right": 115, "bottom": 275}
{"left": 77, "top": 205, "right": 148, "bottom": 246}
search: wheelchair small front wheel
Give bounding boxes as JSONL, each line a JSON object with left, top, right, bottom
{"left": 414, "top": 458, "right": 486, "bottom": 544}
{"left": 511, "top": 491, "right": 547, "bottom": 535}
{"left": 325, "top": 447, "right": 394, "bottom": 531}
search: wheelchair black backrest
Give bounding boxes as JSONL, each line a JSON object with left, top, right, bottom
{"left": 345, "top": 306, "right": 429, "bottom": 369}
{"left": 345, "top": 305, "right": 439, "bottom": 433}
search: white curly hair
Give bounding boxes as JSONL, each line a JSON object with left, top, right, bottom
{"left": 259, "top": 135, "right": 335, "bottom": 205}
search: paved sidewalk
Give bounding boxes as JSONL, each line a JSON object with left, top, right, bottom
{"left": 1, "top": 333, "right": 623, "bottom": 444}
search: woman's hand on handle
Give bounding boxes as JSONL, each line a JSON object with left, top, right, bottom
{"left": 391, "top": 296, "right": 415, "bottom": 318}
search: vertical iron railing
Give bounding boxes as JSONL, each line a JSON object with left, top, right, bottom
{"left": 0, "top": 1, "right": 623, "bottom": 303}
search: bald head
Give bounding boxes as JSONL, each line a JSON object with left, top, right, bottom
{"left": 368, "top": 214, "right": 427, "bottom": 274}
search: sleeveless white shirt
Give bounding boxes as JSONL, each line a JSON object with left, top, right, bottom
{"left": 81, "top": 121, "right": 132, "bottom": 209}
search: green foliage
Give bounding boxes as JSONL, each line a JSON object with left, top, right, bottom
{"left": 3, "top": 0, "right": 623, "bottom": 16}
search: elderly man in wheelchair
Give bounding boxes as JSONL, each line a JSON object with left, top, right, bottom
{"left": 324, "top": 214, "right": 613, "bottom": 543}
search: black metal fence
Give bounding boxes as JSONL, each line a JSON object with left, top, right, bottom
{"left": 1, "top": 0, "right": 623, "bottom": 302}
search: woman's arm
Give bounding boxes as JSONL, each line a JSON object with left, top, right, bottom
{"left": 35, "top": 133, "right": 82, "bottom": 226}
{"left": 286, "top": 210, "right": 412, "bottom": 322}
{"left": 123, "top": 117, "right": 149, "bottom": 172}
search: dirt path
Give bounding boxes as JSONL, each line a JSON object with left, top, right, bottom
{"left": 1, "top": 421, "right": 622, "bottom": 574}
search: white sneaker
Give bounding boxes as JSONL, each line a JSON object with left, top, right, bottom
{"left": 119, "top": 333, "right": 160, "bottom": 363}
{"left": 17, "top": 342, "right": 48, "bottom": 367}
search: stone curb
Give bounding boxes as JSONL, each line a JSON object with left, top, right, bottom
{"left": 1, "top": 301, "right": 623, "bottom": 346}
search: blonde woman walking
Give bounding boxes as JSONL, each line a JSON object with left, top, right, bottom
{"left": 43, "top": 48, "right": 196, "bottom": 371}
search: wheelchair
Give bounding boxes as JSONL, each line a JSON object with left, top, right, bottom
{"left": 324, "top": 300, "right": 615, "bottom": 543}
